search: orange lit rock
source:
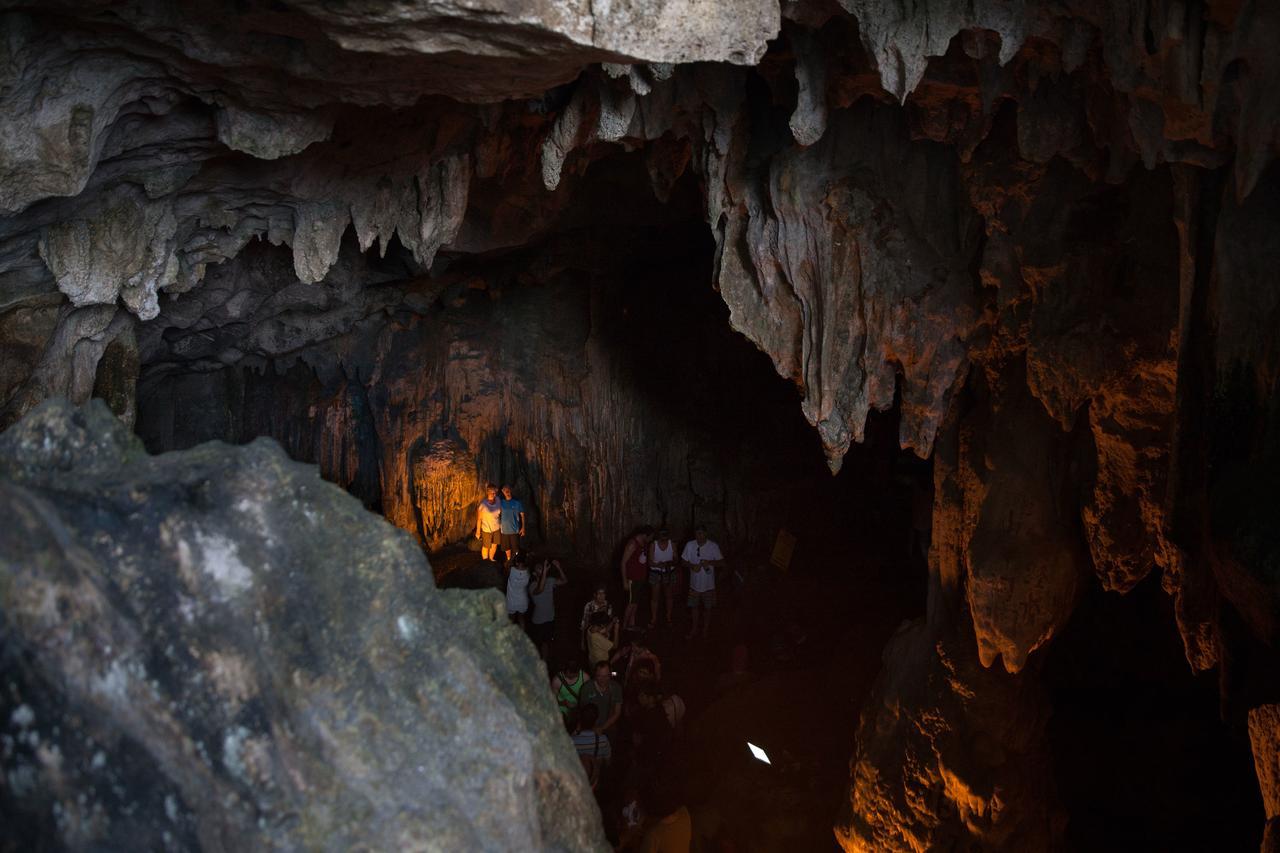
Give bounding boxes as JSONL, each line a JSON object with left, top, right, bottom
{"left": 962, "top": 366, "right": 1085, "bottom": 674}
{"left": 1250, "top": 705, "right": 1280, "bottom": 851}
{"left": 837, "top": 621, "right": 1062, "bottom": 852}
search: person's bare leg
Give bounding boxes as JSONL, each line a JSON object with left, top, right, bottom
{"left": 665, "top": 586, "right": 675, "bottom": 624}
{"left": 685, "top": 606, "right": 699, "bottom": 639}
{"left": 649, "top": 586, "right": 660, "bottom": 627}
{"left": 702, "top": 606, "right": 713, "bottom": 638}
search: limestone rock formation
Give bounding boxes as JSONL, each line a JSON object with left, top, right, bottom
{"left": 131, "top": 213, "right": 809, "bottom": 558}
{"left": 839, "top": 621, "right": 1062, "bottom": 851}
{"left": 1250, "top": 705, "right": 1280, "bottom": 852}
{"left": 0, "top": 398, "right": 605, "bottom": 851}
{"left": 1, "top": 0, "right": 1279, "bottom": 849}
{"left": 0, "top": 0, "right": 777, "bottom": 429}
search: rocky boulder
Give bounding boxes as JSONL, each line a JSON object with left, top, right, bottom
{"left": 0, "top": 398, "right": 605, "bottom": 851}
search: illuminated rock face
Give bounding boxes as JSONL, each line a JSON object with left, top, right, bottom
{"left": 0, "top": 398, "right": 606, "bottom": 851}
{"left": 1, "top": 1, "right": 1280, "bottom": 850}
{"left": 129, "top": 196, "right": 806, "bottom": 558}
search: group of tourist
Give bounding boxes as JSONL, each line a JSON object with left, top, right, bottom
{"left": 476, "top": 483, "right": 574, "bottom": 664}
{"left": 621, "top": 525, "right": 725, "bottom": 641}
{"left": 553, "top": 630, "right": 689, "bottom": 849}
{"left": 480, "top": 484, "right": 728, "bottom": 643}
{"left": 475, "top": 484, "right": 726, "bottom": 849}
{"left": 547, "top": 527, "right": 725, "bottom": 849}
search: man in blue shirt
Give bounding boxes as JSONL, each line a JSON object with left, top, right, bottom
{"left": 499, "top": 484, "right": 526, "bottom": 562}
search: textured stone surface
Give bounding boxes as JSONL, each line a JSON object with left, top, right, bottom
{"left": 0, "top": 0, "right": 778, "bottom": 430}
{"left": 713, "top": 101, "right": 981, "bottom": 470}
{"left": 0, "top": 398, "right": 606, "bottom": 851}
{"left": 1251, "top": 704, "right": 1280, "bottom": 852}
{"left": 38, "top": 185, "right": 179, "bottom": 320}
{"left": 0, "top": 1, "right": 1279, "bottom": 849}
{"left": 131, "top": 198, "right": 819, "bottom": 560}
{"left": 838, "top": 621, "right": 1062, "bottom": 851}
{"left": 1251, "top": 705, "right": 1280, "bottom": 821}
{"left": 962, "top": 369, "right": 1085, "bottom": 674}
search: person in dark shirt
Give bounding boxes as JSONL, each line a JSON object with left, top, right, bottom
{"left": 621, "top": 526, "right": 654, "bottom": 630}
{"left": 634, "top": 686, "right": 683, "bottom": 774}
{"left": 582, "top": 661, "right": 624, "bottom": 733}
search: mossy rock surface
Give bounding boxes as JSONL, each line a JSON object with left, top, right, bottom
{"left": 0, "top": 398, "right": 605, "bottom": 852}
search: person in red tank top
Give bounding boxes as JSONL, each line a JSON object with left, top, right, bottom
{"left": 620, "top": 526, "right": 654, "bottom": 630}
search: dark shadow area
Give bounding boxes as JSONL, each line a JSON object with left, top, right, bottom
{"left": 1044, "top": 572, "right": 1264, "bottom": 851}
{"left": 579, "top": 172, "right": 932, "bottom": 847}
{"left": 432, "top": 150, "right": 936, "bottom": 847}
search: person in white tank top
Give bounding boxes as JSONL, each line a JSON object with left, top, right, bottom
{"left": 647, "top": 528, "right": 678, "bottom": 628}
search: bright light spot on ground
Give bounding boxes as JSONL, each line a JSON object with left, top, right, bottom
{"left": 747, "top": 742, "right": 771, "bottom": 764}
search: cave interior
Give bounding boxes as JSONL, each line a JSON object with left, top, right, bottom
{"left": 1, "top": 2, "right": 1279, "bottom": 851}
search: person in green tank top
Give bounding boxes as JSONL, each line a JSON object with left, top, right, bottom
{"left": 550, "top": 659, "right": 588, "bottom": 717}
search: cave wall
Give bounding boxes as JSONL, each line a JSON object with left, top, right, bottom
{"left": 1, "top": 1, "right": 1279, "bottom": 849}
{"left": 133, "top": 233, "right": 753, "bottom": 558}
{"left": 131, "top": 178, "right": 827, "bottom": 561}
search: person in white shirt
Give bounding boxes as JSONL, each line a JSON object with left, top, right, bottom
{"left": 475, "top": 482, "right": 503, "bottom": 561}
{"left": 680, "top": 525, "right": 723, "bottom": 640}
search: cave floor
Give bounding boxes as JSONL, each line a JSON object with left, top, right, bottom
{"left": 433, "top": 537, "right": 922, "bottom": 850}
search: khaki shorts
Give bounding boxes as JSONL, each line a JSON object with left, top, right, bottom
{"left": 481, "top": 529, "right": 501, "bottom": 547}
